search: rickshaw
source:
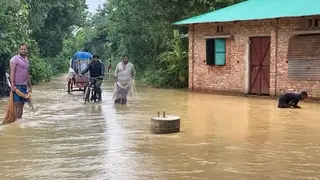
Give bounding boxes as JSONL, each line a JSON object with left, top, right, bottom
{"left": 67, "top": 51, "right": 92, "bottom": 94}
{"left": 67, "top": 73, "right": 89, "bottom": 94}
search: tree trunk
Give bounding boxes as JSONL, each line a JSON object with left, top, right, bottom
{"left": 0, "top": 54, "right": 10, "bottom": 98}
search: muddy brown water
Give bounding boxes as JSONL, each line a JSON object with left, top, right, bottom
{"left": 0, "top": 74, "right": 320, "bottom": 180}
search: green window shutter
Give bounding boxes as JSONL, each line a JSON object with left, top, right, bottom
{"left": 214, "top": 39, "right": 226, "bottom": 65}
{"left": 206, "top": 39, "right": 215, "bottom": 65}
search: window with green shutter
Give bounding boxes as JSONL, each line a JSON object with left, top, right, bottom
{"left": 214, "top": 39, "right": 226, "bottom": 65}
{"left": 206, "top": 38, "right": 226, "bottom": 66}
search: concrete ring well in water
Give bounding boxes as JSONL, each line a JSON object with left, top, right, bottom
{"left": 151, "top": 115, "right": 180, "bottom": 134}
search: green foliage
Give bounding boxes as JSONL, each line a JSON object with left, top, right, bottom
{"left": 0, "top": 0, "right": 88, "bottom": 86}
{"left": 140, "top": 30, "right": 188, "bottom": 88}
{"left": 0, "top": 0, "right": 32, "bottom": 54}
{"left": 26, "top": 0, "right": 88, "bottom": 57}
{"left": 29, "top": 56, "right": 51, "bottom": 84}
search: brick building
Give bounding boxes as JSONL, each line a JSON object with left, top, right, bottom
{"left": 174, "top": 0, "right": 320, "bottom": 98}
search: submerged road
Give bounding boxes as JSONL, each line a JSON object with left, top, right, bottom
{"left": 0, "top": 74, "right": 320, "bottom": 180}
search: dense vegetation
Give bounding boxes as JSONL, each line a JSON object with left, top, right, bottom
{"left": 0, "top": 0, "right": 244, "bottom": 88}
{"left": 0, "top": 0, "right": 87, "bottom": 84}
{"left": 76, "top": 0, "right": 244, "bottom": 88}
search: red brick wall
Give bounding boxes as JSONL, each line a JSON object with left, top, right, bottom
{"left": 188, "top": 16, "right": 320, "bottom": 97}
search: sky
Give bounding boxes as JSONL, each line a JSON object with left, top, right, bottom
{"left": 86, "top": 0, "right": 105, "bottom": 13}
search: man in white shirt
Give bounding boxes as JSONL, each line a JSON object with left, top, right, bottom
{"left": 113, "top": 55, "right": 136, "bottom": 104}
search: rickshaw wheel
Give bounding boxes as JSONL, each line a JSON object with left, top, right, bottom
{"left": 67, "top": 79, "right": 71, "bottom": 94}
{"left": 70, "top": 81, "right": 74, "bottom": 92}
{"left": 83, "top": 83, "right": 88, "bottom": 94}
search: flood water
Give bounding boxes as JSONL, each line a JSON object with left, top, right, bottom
{"left": 1, "top": 75, "right": 320, "bottom": 180}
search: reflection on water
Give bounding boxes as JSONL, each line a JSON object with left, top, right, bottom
{"left": 1, "top": 75, "right": 320, "bottom": 180}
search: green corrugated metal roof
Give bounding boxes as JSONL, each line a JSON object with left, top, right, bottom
{"left": 173, "top": 0, "right": 320, "bottom": 25}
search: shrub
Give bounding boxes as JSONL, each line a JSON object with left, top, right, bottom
{"left": 29, "top": 56, "right": 51, "bottom": 84}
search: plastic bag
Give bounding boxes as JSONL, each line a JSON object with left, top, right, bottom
{"left": 112, "top": 79, "right": 138, "bottom": 103}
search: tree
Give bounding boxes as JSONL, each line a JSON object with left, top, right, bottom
{"left": 0, "top": 0, "right": 89, "bottom": 90}
{"left": 27, "top": 0, "right": 88, "bottom": 57}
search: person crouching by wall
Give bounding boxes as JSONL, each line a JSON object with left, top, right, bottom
{"left": 278, "top": 91, "right": 308, "bottom": 109}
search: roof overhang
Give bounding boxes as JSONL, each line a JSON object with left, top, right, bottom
{"left": 172, "top": 0, "right": 320, "bottom": 26}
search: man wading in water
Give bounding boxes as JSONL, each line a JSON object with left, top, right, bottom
{"left": 114, "top": 55, "right": 136, "bottom": 105}
{"left": 10, "top": 43, "right": 32, "bottom": 119}
{"left": 278, "top": 91, "right": 308, "bottom": 109}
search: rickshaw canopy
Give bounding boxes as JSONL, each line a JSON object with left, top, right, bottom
{"left": 72, "top": 51, "right": 93, "bottom": 61}
{"left": 71, "top": 51, "right": 93, "bottom": 74}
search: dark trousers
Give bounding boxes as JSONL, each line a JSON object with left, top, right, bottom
{"left": 93, "top": 79, "right": 102, "bottom": 100}
{"left": 278, "top": 100, "right": 290, "bottom": 108}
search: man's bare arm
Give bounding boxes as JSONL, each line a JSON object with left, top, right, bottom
{"left": 290, "top": 100, "right": 301, "bottom": 108}
{"left": 80, "top": 64, "right": 90, "bottom": 75}
{"left": 10, "top": 62, "right": 16, "bottom": 91}
{"left": 28, "top": 74, "right": 32, "bottom": 91}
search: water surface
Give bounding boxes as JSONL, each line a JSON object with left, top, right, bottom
{"left": 0, "top": 75, "right": 320, "bottom": 180}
